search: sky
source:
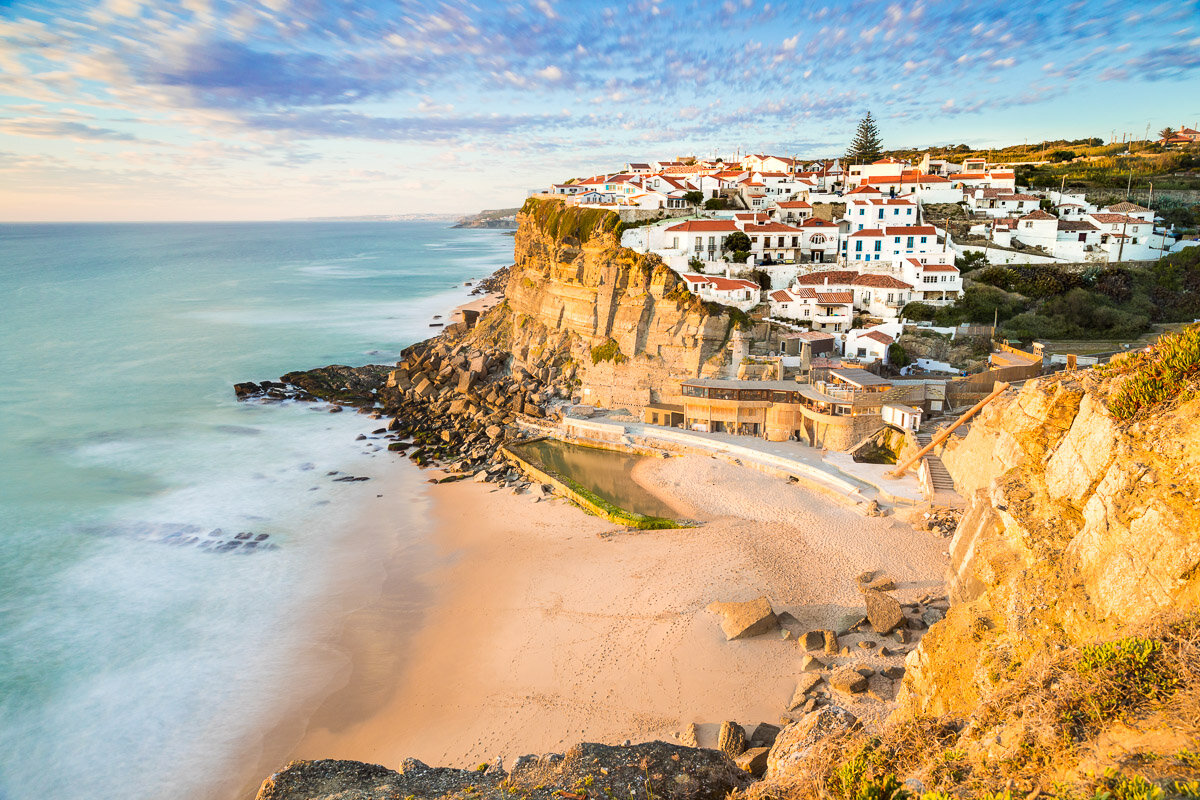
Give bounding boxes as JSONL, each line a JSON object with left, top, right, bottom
{"left": 1, "top": 0, "right": 1198, "bottom": 221}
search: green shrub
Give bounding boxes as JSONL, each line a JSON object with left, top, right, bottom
{"left": 1103, "top": 325, "right": 1200, "bottom": 420}
{"left": 1090, "top": 769, "right": 1165, "bottom": 800}
{"left": 704, "top": 197, "right": 728, "bottom": 210}
{"left": 902, "top": 302, "right": 938, "bottom": 322}
{"left": 855, "top": 776, "right": 909, "bottom": 800}
{"left": 1060, "top": 636, "right": 1179, "bottom": 735}
{"left": 590, "top": 339, "right": 628, "bottom": 365}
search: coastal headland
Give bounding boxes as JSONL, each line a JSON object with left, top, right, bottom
{"left": 243, "top": 200, "right": 1200, "bottom": 799}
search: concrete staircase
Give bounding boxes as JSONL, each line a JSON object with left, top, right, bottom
{"left": 915, "top": 430, "right": 959, "bottom": 503}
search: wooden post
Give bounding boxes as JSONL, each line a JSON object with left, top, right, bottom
{"left": 887, "top": 381, "right": 1011, "bottom": 478}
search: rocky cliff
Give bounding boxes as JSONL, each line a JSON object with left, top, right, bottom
{"left": 466, "top": 199, "right": 741, "bottom": 410}
{"left": 743, "top": 330, "right": 1200, "bottom": 797}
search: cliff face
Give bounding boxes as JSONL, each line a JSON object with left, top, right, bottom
{"left": 469, "top": 199, "right": 736, "bottom": 410}
{"left": 898, "top": 368, "right": 1200, "bottom": 719}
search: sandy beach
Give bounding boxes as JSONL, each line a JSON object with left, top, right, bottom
{"left": 276, "top": 451, "right": 949, "bottom": 775}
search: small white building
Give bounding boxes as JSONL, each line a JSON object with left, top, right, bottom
{"left": 769, "top": 287, "right": 854, "bottom": 332}
{"left": 681, "top": 274, "right": 760, "bottom": 311}
{"left": 966, "top": 188, "right": 1040, "bottom": 218}
{"left": 882, "top": 402, "right": 923, "bottom": 431}
{"left": 845, "top": 225, "right": 940, "bottom": 264}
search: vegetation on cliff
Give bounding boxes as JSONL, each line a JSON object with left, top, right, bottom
{"left": 749, "top": 618, "right": 1200, "bottom": 800}
{"left": 1102, "top": 324, "right": 1200, "bottom": 420}
{"left": 903, "top": 247, "right": 1200, "bottom": 341}
{"left": 519, "top": 197, "right": 622, "bottom": 243}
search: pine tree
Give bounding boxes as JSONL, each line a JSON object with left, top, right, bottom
{"left": 846, "top": 112, "right": 883, "bottom": 163}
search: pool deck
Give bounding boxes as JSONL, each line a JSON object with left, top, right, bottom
{"left": 535, "top": 414, "right": 925, "bottom": 509}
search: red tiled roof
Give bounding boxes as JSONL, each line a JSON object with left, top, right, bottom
{"left": 852, "top": 274, "right": 913, "bottom": 289}
{"left": 794, "top": 270, "right": 859, "bottom": 285}
{"left": 1057, "top": 220, "right": 1098, "bottom": 231}
{"left": 1088, "top": 213, "right": 1142, "bottom": 224}
{"left": 775, "top": 201, "right": 813, "bottom": 208}
{"left": 770, "top": 290, "right": 792, "bottom": 302}
{"left": 706, "top": 276, "right": 759, "bottom": 291}
{"left": 921, "top": 263, "right": 959, "bottom": 272}
{"left": 1019, "top": 210, "right": 1057, "bottom": 221}
{"left": 745, "top": 222, "right": 805, "bottom": 233}
{"left": 664, "top": 220, "right": 740, "bottom": 232}
{"left": 861, "top": 330, "right": 895, "bottom": 345}
{"left": 1102, "top": 202, "right": 1151, "bottom": 213}
{"left": 798, "top": 217, "right": 837, "bottom": 227}
{"left": 815, "top": 291, "right": 854, "bottom": 304}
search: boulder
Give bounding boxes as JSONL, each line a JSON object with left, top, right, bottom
{"left": 921, "top": 608, "right": 945, "bottom": 626}
{"left": 679, "top": 722, "right": 699, "bottom": 748}
{"left": 734, "top": 747, "right": 770, "bottom": 778}
{"left": 257, "top": 741, "right": 754, "bottom": 800}
{"left": 717, "top": 721, "right": 746, "bottom": 758}
{"left": 799, "top": 655, "right": 824, "bottom": 672}
{"left": 863, "top": 589, "right": 905, "bottom": 634}
{"left": 788, "top": 674, "right": 823, "bottom": 709}
{"left": 829, "top": 667, "right": 868, "bottom": 695}
{"left": 706, "top": 597, "right": 778, "bottom": 640}
{"left": 764, "top": 706, "right": 859, "bottom": 780}
{"left": 823, "top": 630, "right": 840, "bottom": 655}
{"left": 748, "top": 723, "right": 781, "bottom": 749}
{"left": 867, "top": 674, "right": 894, "bottom": 702}
{"left": 800, "top": 630, "right": 825, "bottom": 651}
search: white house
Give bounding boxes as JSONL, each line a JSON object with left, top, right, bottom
{"left": 845, "top": 225, "right": 940, "bottom": 264}
{"left": 845, "top": 197, "right": 919, "bottom": 231}
{"left": 844, "top": 326, "right": 897, "bottom": 363}
{"left": 966, "top": 188, "right": 1040, "bottom": 218}
{"left": 1097, "top": 202, "right": 1154, "bottom": 224}
{"left": 845, "top": 157, "right": 908, "bottom": 188}
{"left": 744, "top": 221, "right": 807, "bottom": 263}
{"left": 948, "top": 169, "right": 1016, "bottom": 192}
{"left": 851, "top": 273, "right": 915, "bottom": 319}
{"left": 901, "top": 258, "right": 962, "bottom": 305}
{"left": 772, "top": 200, "right": 814, "bottom": 223}
{"left": 650, "top": 219, "right": 741, "bottom": 269}
{"left": 769, "top": 287, "right": 854, "bottom": 332}
{"left": 681, "top": 274, "right": 760, "bottom": 311}
{"left": 882, "top": 402, "right": 923, "bottom": 431}
{"left": 796, "top": 218, "right": 840, "bottom": 263}
{"left": 1085, "top": 212, "right": 1162, "bottom": 260}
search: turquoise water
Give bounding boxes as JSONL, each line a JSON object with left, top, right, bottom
{"left": 0, "top": 222, "right": 513, "bottom": 800}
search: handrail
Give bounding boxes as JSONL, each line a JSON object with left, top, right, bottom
{"left": 887, "top": 381, "right": 1011, "bottom": 478}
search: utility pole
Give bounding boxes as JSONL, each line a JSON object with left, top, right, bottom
{"left": 1126, "top": 169, "right": 1133, "bottom": 201}
{"left": 1148, "top": 181, "right": 1154, "bottom": 209}
{"left": 1117, "top": 214, "right": 1129, "bottom": 262}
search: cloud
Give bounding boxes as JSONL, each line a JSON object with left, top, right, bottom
{"left": 243, "top": 109, "right": 575, "bottom": 142}
{"left": 0, "top": 118, "right": 144, "bottom": 142}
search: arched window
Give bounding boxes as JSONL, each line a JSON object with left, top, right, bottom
{"left": 811, "top": 234, "right": 826, "bottom": 244}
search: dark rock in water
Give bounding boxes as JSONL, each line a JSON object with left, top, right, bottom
{"left": 215, "top": 425, "right": 262, "bottom": 436}
{"left": 83, "top": 522, "right": 277, "bottom": 553}
{"left": 332, "top": 475, "right": 370, "bottom": 482}
{"left": 234, "top": 382, "right": 260, "bottom": 398}
{"left": 355, "top": 434, "right": 367, "bottom": 440}
{"left": 279, "top": 364, "right": 391, "bottom": 406}
{"left": 256, "top": 741, "right": 752, "bottom": 800}
{"left": 328, "top": 405, "right": 343, "bottom": 413}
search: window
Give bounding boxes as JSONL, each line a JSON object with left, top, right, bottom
{"left": 874, "top": 241, "right": 882, "bottom": 251}
{"left": 907, "top": 208, "right": 913, "bottom": 215}
{"left": 855, "top": 240, "right": 863, "bottom": 252}
{"left": 777, "top": 236, "right": 785, "bottom": 247}
{"left": 894, "top": 237, "right": 900, "bottom": 243}
{"left": 804, "top": 308, "right": 810, "bottom": 317}
{"left": 672, "top": 236, "right": 679, "bottom": 248}
{"left": 812, "top": 234, "right": 826, "bottom": 244}
{"left": 906, "top": 236, "right": 914, "bottom": 248}
{"left": 791, "top": 236, "right": 799, "bottom": 247}
{"left": 920, "top": 236, "right": 927, "bottom": 243}
{"left": 859, "top": 208, "right": 865, "bottom": 215}
{"left": 694, "top": 236, "right": 702, "bottom": 251}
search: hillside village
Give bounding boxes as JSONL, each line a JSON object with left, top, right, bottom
{"left": 509, "top": 144, "right": 1200, "bottom": 455}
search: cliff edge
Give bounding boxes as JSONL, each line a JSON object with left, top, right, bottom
{"left": 465, "top": 198, "right": 741, "bottom": 410}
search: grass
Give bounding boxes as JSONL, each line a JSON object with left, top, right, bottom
{"left": 749, "top": 619, "right": 1200, "bottom": 800}
{"left": 1101, "top": 324, "right": 1200, "bottom": 420}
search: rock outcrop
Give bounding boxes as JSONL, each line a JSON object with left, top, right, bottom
{"left": 256, "top": 742, "right": 754, "bottom": 800}
{"left": 480, "top": 199, "right": 741, "bottom": 411}
{"left": 900, "top": 369, "right": 1200, "bottom": 719}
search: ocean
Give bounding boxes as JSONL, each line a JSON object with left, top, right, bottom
{"left": 0, "top": 221, "right": 514, "bottom": 800}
